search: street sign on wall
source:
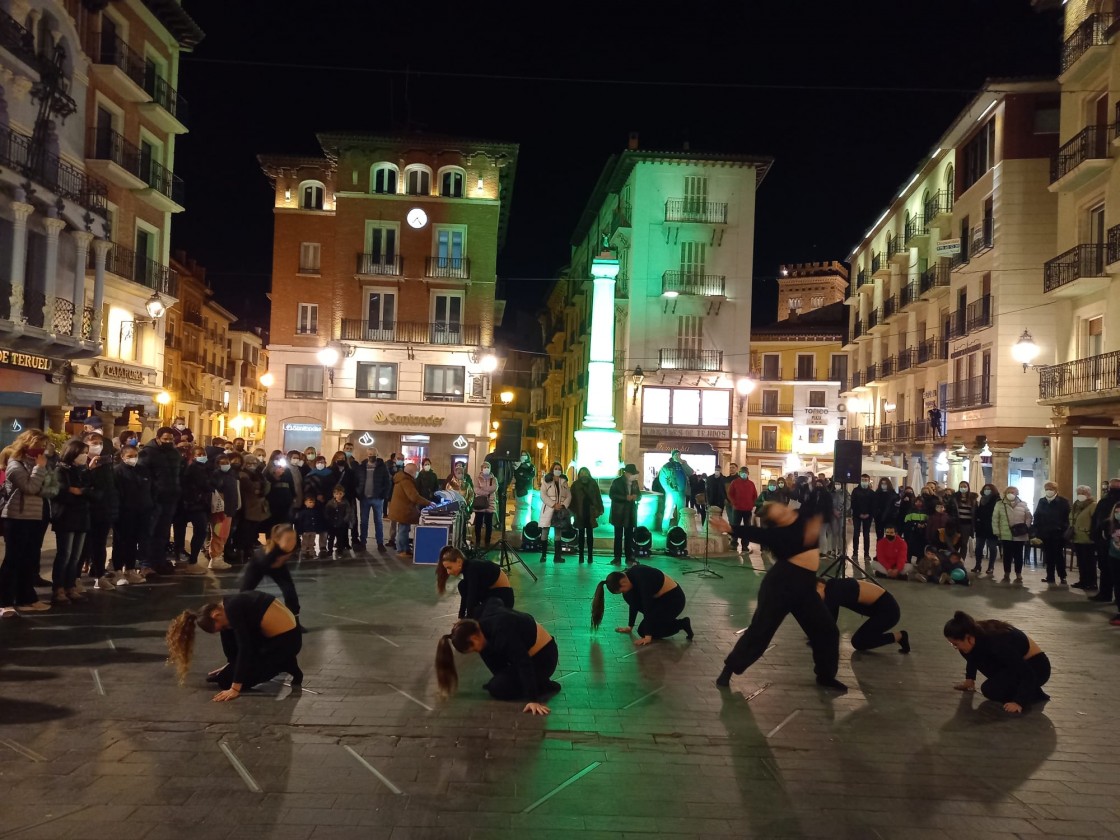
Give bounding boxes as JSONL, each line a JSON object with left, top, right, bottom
{"left": 935, "top": 239, "right": 961, "bottom": 257}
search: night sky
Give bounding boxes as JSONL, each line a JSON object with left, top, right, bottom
{"left": 171, "top": 0, "right": 1061, "bottom": 339}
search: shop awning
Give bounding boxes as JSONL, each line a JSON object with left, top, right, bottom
{"left": 67, "top": 385, "right": 157, "bottom": 415}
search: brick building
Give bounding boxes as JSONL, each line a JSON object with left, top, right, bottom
{"left": 258, "top": 133, "right": 518, "bottom": 471}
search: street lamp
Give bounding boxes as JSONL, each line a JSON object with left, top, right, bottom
{"left": 735, "top": 376, "right": 757, "bottom": 411}
{"left": 156, "top": 390, "right": 171, "bottom": 406}
{"left": 631, "top": 365, "right": 645, "bottom": 405}
{"left": 480, "top": 352, "right": 498, "bottom": 373}
{"left": 317, "top": 346, "right": 339, "bottom": 384}
{"left": 499, "top": 390, "right": 514, "bottom": 405}
{"left": 144, "top": 292, "right": 167, "bottom": 320}
{"left": 259, "top": 371, "right": 274, "bottom": 388}
{"left": 1012, "top": 329, "right": 1040, "bottom": 372}
{"left": 536, "top": 440, "right": 545, "bottom": 451}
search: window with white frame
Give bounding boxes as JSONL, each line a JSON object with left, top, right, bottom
{"left": 423, "top": 365, "right": 465, "bottom": 402}
{"left": 299, "top": 180, "right": 324, "bottom": 210}
{"left": 285, "top": 364, "right": 323, "bottom": 397}
{"left": 677, "top": 315, "right": 702, "bottom": 352}
{"left": 808, "top": 390, "right": 826, "bottom": 408}
{"left": 364, "top": 290, "right": 396, "bottom": 339}
{"left": 299, "top": 242, "right": 320, "bottom": 274}
{"left": 296, "top": 303, "right": 317, "bottom": 335}
{"left": 370, "top": 163, "right": 398, "bottom": 195}
{"left": 640, "top": 387, "right": 730, "bottom": 427}
{"left": 434, "top": 226, "right": 466, "bottom": 267}
{"left": 365, "top": 222, "right": 399, "bottom": 273}
{"left": 356, "top": 362, "right": 397, "bottom": 399}
{"left": 404, "top": 164, "right": 432, "bottom": 196}
{"left": 439, "top": 166, "right": 465, "bottom": 198}
{"left": 796, "top": 354, "right": 815, "bottom": 380}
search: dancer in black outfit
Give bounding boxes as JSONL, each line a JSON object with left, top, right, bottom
{"left": 710, "top": 503, "right": 845, "bottom": 691}
{"left": 590, "top": 564, "right": 693, "bottom": 644}
{"left": 165, "top": 589, "right": 303, "bottom": 702}
{"left": 944, "top": 610, "right": 1051, "bottom": 714}
{"left": 240, "top": 523, "right": 303, "bottom": 625}
{"left": 436, "top": 546, "right": 514, "bottom": 619}
{"left": 817, "top": 577, "right": 909, "bottom": 653}
{"left": 434, "top": 598, "right": 559, "bottom": 715}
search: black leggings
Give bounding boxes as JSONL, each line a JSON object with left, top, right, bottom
{"left": 217, "top": 626, "right": 303, "bottom": 689}
{"left": 1074, "top": 543, "right": 1097, "bottom": 587}
{"left": 850, "top": 592, "right": 900, "bottom": 651}
{"left": 724, "top": 561, "right": 839, "bottom": 679}
{"left": 457, "top": 580, "right": 514, "bottom": 619}
{"left": 979, "top": 653, "right": 1051, "bottom": 705}
{"left": 852, "top": 518, "right": 872, "bottom": 556}
{"left": 575, "top": 525, "right": 594, "bottom": 558}
{"left": 240, "top": 558, "right": 301, "bottom": 616}
{"left": 474, "top": 512, "right": 494, "bottom": 546}
{"left": 637, "top": 585, "right": 688, "bottom": 639}
{"left": 81, "top": 520, "right": 113, "bottom": 578}
{"left": 485, "top": 639, "right": 558, "bottom": 701}
{"left": 1002, "top": 541, "right": 1025, "bottom": 576}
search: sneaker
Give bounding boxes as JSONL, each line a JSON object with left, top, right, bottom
{"left": 208, "top": 558, "right": 232, "bottom": 571}
{"left": 1, "top": 607, "right": 18, "bottom": 618}
{"left": 65, "top": 587, "right": 87, "bottom": 602}
{"left": 95, "top": 575, "right": 116, "bottom": 591}
{"left": 72, "top": 579, "right": 86, "bottom": 594}
{"left": 125, "top": 570, "right": 146, "bottom": 585}
{"left": 114, "top": 572, "right": 130, "bottom": 586}
{"left": 985, "top": 569, "right": 994, "bottom": 577}
{"left": 1001, "top": 575, "right": 1010, "bottom": 582}
{"left": 377, "top": 543, "right": 386, "bottom": 552}
{"left": 910, "top": 573, "right": 927, "bottom": 583}
{"left": 178, "top": 563, "right": 210, "bottom": 575}
{"left": 1015, "top": 575, "right": 1023, "bottom": 583}
{"left": 16, "top": 601, "right": 49, "bottom": 612}
{"left": 1059, "top": 578, "right": 1067, "bottom": 586}
{"left": 938, "top": 573, "right": 951, "bottom": 585}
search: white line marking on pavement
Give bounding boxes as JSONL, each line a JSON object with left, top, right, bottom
{"left": 767, "top": 709, "right": 800, "bottom": 738}
{"left": 744, "top": 682, "right": 772, "bottom": 702}
{"left": 106, "top": 638, "right": 116, "bottom": 650}
{"left": 386, "top": 683, "right": 433, "bottom": 711}
{"left": 621, "top": 685, "right": 664, "bottom": 710}
{"left": 343, "top": 745, "right": 403, "bottom": 794}
{"left": 0, "top": 738, "right": 46, "bottom": 762}
{"left": 270, "top": 677, "right": 321, "bottom": 695}
{"left": 219, "top": 741, "right": 262, "bottom": 793}
{"left": 375, "top": 634, "right": 399, "bottom": 648}
{"left": 521, "top": 761, "right": 602, "bottom": 813}
{"left": 90, "top": 668, "right": 105, "bottom": 696}
{"left": 318, "top": 612, "right": 370, "bottom": 624}
{"left": 554, "top": 670, "right": 581, "bottom": 681}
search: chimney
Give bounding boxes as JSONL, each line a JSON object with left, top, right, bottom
{"left": 627, "top": 132, "right": 639, "bottom": 150}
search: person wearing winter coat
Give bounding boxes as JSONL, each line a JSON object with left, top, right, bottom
{"left": 173, "top": 446, "right": 215, "bottom": 575}
{"left": 50, "top": 439, "right": 95, "bottom": 604}
{"left": 1034, "top": 481, "right": 1071, "bottom": 585}
{"left": 354, "top": 451, "right": 391, "bottom": 551}
{"left": 973, "top": 483, "right": 1000, "bottom": 574}
{"left": 387, "top": 463, "right": 432, "bottom": 557}
{"left": 568, "top": 467, "right": 604, "bottom": 564}
{"left": 1091, "top": 479, "right": 1120, "bottom": 604}
{"left": 1070, "top": 485, "right": 1099, "bottom": 590}
{"left": 295, "top": 495, "right": 325, "bottom": 558}
{"left": 208, "top": 454, "right": 241, "bottom": 570}
{"left": 871, "top": 478, "right": 899, "bottom": 539}
{"left": 538, "top": 462, "right": 572, "bottom": 563}
{"left": 473, "top": 463, "right": 499, "bottom": 548}
{"left": 235, "top": 455, "right": 271, "bottom": 559}
{"left": 952, "top": 482, "right": 978, "bottom": 563}
{"left": 657, "top": 450, "right": 693, "bottom": 533}
{"left": 849, "top": 474, "right": 875, "bottom": 560}
{"left": 0, "top": 430, "right": 53, "bottom": 616}
{"left": 137, "top": 427, "right": 182, "bottom": 575}
{"left": 827, "top": 479, "right": 851, "bottom": 558}
{"left": 417, "top": 457, "right": 440, "bottom": 499}
{"left": 992, "top": 486, "right": 1033, "bottom": 582}
{"left": 727, "top": 468, "right": 758, "bottom": 554}
{"left": 265, "top": 454, "right": 296, "bottom": 530}
{"left": 609, "top": 464, "right": 641, "bottom": 566}
{"left": 79, "top": 430, "right": 119, "bottom": 592}
{"left": 447, "top": 461, "right": 474, "bottom": 509}
{"left": 111, "top": 445, "right": 154, "bottom": 584}
{"left": 324, "top": 485, "right": 355, "bottom": 556}
{"left": 305, "top": 455, "right": 337, "bottom": 505}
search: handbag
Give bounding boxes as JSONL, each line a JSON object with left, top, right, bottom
{"left": 211, "top": 489, "right": 225, "bottom": 514}
{"left": 472, "top": 494, "right": 489, "bottom": 511}
{"left": 552, "top": 506, "right": 572, "bottom": 530}
{"left": 1010, "top": 523, "right": 1029, "bottom": 537}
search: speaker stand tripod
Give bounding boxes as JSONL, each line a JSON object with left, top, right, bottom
{"left": 484, "top": 486, "right": 537, "bottom": 582}
{"left": 683, "top": 505, "right": 722, "bottom": 579}
{"left": 819, "top": 482, "right": 872, "bottom": 581}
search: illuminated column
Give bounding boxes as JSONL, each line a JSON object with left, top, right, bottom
{"left": 574, "top": 250, "right": 623, "bottom": 478}
{"left": 91, "top": 240, "right": 110, "bottom": 344}
{"left": 71, "top": 231, "right": 92, "bottom": 339}
{"left": 42, "top": 216, "right": 67, "bottom": 331}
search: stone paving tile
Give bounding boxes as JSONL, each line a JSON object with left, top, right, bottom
{"left": 2, "top": 542, "right": 1119, "bottom": 838}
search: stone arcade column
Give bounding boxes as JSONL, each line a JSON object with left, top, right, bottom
{"left": 41, "top": 215, "right": 67, "bottom": 331}
{"left": 90, "top": 239, "right": 110, "bottom": 345}
{"left": 70, "top": 231, "right": 92, "bottom": 339}
{"left": 1049, "top": 408, "right": 1075, "bottom": 496}
{"left": 573, "top": 249, "right": 622, "bottom": 479}
{"left": 7, "top": 201, "right": 33, "bottom": 321}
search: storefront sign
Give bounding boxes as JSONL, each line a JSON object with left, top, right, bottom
{"left": 90, "top": 360, "right": 148, "bottom": 384}
{"left": 452, "top": 434, "right": 469, "bottom": 449}
{"left": 0, "top": 348, "right": 63, "bottom": 377}
{"left": 648, "top": 441, "right": 719, "bottom": 454}
{"left": 373, "top": 411, "right": 446, "bottom": 428}
{"left": 950, "top": 342, "right": 981, "bottom": 360}
{"left": 641, "top": 424, "right": 730, "bottom": 441}
{"left": 283, "top": 423, "right": 322, "bottom": 433}
{"left": 357, "top": 432, "right": 376, "bottom": 446}
{"left": 805, "top": 413, "right": 828, "bottom": 425}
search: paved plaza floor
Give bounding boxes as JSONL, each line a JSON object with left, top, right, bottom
{"left": 1, "top": 539, "right": 1119, "bottom": 839}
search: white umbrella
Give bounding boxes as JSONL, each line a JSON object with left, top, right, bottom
{"left": 809, "top": 457, "right": 820, "bottom": 475}
{"left": 969, "top": 453, "right": 984, "bottom": 490}
{"left": 906, "top": 460, "right": 924, "bottom": 490}
{"left": 863, "top": 462, "right": 908, "bottom": 478}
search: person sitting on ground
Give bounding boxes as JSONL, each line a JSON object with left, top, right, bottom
{"left": 937, "top": 550, "right": 971, "bottom": 586}
{"left": 435, "top": 597, "right": 559, "bottom": 716}
{"left": 590, "top": 564, "right": 693, "bottom": 645}
{"left": 436, "top": 545, "right": 513, "bottom": 619}
{"left": 871, "top": 525, "right": 910, "bottom": 580}
{"left": 816, "top": 577, "right": 908, "bottom": 653}
{"left": 944, "top": 610, "right": 1051, "bottom": 714}
{"left": 166, "top": 589, "right": 303, "bottom": 702}
{"left": 909, "top": 544, "right": 944, "bottom": 583}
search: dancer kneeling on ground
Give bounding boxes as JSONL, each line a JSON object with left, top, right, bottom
{"left": 816, "top": 577, "right": 909, "bottom": 653}
{"left": 710, "top": 503, "right": 845, "bottom": 692}
{"left": 590, "top": 564, "right": 693, "bottom": 645}
{"left": 436, "top": 545, "right": 514, "bottom": 619}
{"left": 435, "top": 597, "right": 558, "bottom": 715}
{"left": 240, "top": 523, "right": 303, "bottom": 627}
{"left": 166, "top": 589, "right": 303, "bottom": 702}
{"left": 944, "top": 610, "right": 1051, "bottom": 714}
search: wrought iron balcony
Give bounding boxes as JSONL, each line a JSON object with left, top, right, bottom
{"left": 904, "top": 214, "right": 929, "bottom": 244}
{"left": 356, "top": 254, "right": 403, "bottom": 276}
{"left": 662, "top": 271, "right": 726, "bottom": 297}
{"left": 425, "top": 256, "right": 471, "bottom": 279}
{"left": 747, "top": 402, "right": 794, "bottom": 416}
{"left": 144, "top": 72, "right": 189, "bottom": 124}
{"left": 664, "top": 199, "right": 728, "bottom": 224}
{"left": 946, "top": 375, "right": 992, "bottom": 410}
{"left": 866, "top": 309, "right": 879, "bottom": 331}
{"left": 658, "top": 348, "right": 723, "bottom": 371}
{"left": 920, "top": 261, "right": 951, "bottom": 294}
{"left": 886, "top": 234, "right": 906, "bottom": 259}
{"left": 1044, "top": 243, "right": 1107, "bottom": 293}
{"left": 924, "top": 190, "right": 953, "bottom": 220}
{"left": 0, "top": 126, "right": 108, "bottom": 215}
{"left": 899, "top": 281, "right": 918, "bottom": 310}
{"left": 1, "top": 7, "right": 38, "bottom": 68}
{"left": 965, "top": 295, "right": 992, "bottom": 332}
{"left": 882, "top": 295, "right": 897, "bottom": 320}
{"left": 878, "top": 424, "right": 894, "bottom": 443}
{"left": 897, "top": 348, "right": 916, "bottom": 373}
{"left": 755, "top": 440, "right": 793, "bottom": 454}
{"left": 1039, "top": 350, "right": 1120, "bottom": 401}
{"left": 1050, "top": 125, "right": 1110, "bottom": 184}
{"left": 914, "top": 419, "right": 932, "bottom": 441}
{"left": 852, "top": 319, "right": 863, "bottom": 341}
{"left": 865, "top": 363, "right": 878, "bottom": 384}
{"left": 895, "top": 420, "right": 912, "bottom": 441}
{"left": 856, "top": 268, "right": 869, "bottom": 289}
{"left": 917, "top": 336, "right": 946, "bottom": 365}
{"left": 863, "top": 426, "right": 878, "bottom": 443}
{"left": 848, "top": 371, "right": 863, "bottom": 390}
{"left": 96, "top": 241, "right": 179, "bottom": 296}
{"left": 946, "top": 309, "right": 969, "bottom": 340}
{"left": 87, "top": 126, "right": 142, "bottom": 176}
{"left": 142, "top": 157, "right": 185, "bottom": 206}
{"left": 970, "top": 218, "right": 994, "bottom": 255}
{"left": 90, "top": 32, "right": 147, "bottom": 90}
{"left": 337, "top": 320, "right": 481, "bottom": 346}
{"left": 878, "top": 356, "right": 895, "bottom": 379}
{"left": 1109, "top": 223, "right": 1120, "bottom": 266}
{"left": 1060, "top": 12, "right": 1113, "bottom": 75}
{"left": 871, "top": 251, "right": 884, "bottom": 274}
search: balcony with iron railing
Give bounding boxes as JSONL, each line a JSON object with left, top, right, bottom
{"left": 924, "top": 190, "right": 953, "bottom": 222}
{"left": 904, "top": 214, "right": 929, "bottom": 244}
{"left": 882, "top": 295, "right": 897, "bottom": 321}
{"left": 1044, "top": 243, "right": 1108, "bottom": 295}
{"left": 887, "top": 235, "right": 907, "bottom": 260}
{"left": 0, "top": 126, "right": 108, "bottom": 216}
{"left": 1060, "top": 12, "right": 1113, "bottom": 77}
{"left": 1038, "top": 349, "right": 1120, "bottom": 403}
{"left": 356, "top": 254, "right": 403, "bottom": 276}
{"left": 914, "top": 419, "right": 932, "bottom": 441}
{"left": 847, "top": 371, "right": 863, "bottom": 391}
{"left": 866, "top": 309, "right": 880, "bottom": 331}
{"left": 425, "top": 256, "right": 471, "bottom": 280}
{"left": 965, "top": 295, "right": 993, "bottom": 333}
{"left": 86, "top": 126, "right": 144, "bottom": 187}
{"left": 747, "top": 402, "right": 794, "bottom": 416}
{"left": 863, "top": 426, "right": 878, "bottom": 444}
{"left": 1050, "top": 125, "right": 1110, "bottom": 186}
{"left": 88, "top": 32, "right": 148, "bottom": 95}
{"left": 946, "top": 309, "right": 969, "bottom": 341}
{"left": 94, "top": 242, "right": 178, "bottom": 296}
{"left": 0, "top": 7, "right": 38, "bottom": 68}
{"left": 871, "top": 251, "right": 884, "bottom": 275}
{"left": 182, "top": 309, "right": 203, "bottom": 327}
{"left": 662, "top": 271, "right": 726, "bottom": 297}
{"left": 1109, "top": 223, "right": 1120, "bottom": 266}
{"left": 894, "top": 420, "right": 912, "bottom": 441}
{"left": 864, "top": 363, "right": 878, "bottom": 385}
{"left": 607, "top": 200, "right": 632, "bottom": 241}
{"left": 337, "top": 320, "right": 481, "bottom": 346}
{"left": 945, "top": 375, "right": 992, "bottom": 410}
{"left": 878, "top": 356, "right": 895, "bottom": 379}
{"left": 896, "top": 348, "right": 916, "bottom": 373}
{"left": 920, "top": 261, "right": 951, "bottom": 295}
{"left": 856, "top": 268, "right": 869, "bottom": 289}
{"left": 139, "top": 156, "right": 185, "bottom": 209}
{"left": 852, "top": 319, "right": 863, "bottom": 341}
{"left": 879, "top": 424, "right": 894, "bottom": 443}
{"left": 899, "top": 281, "right": 918, "bottom": 311}
{"left": 664, "top": 198, "right": 728, "bottom": 224}
{"left": 143, "top": 72, "right": 189, "bottom": 126}
{"left": 970, "top": 218, "right": 994, "bottom": 255}
{"left": 658, "top": 348, "right": 723, "bottom": 371}
{"left": 917, "top": 335, "right": 947, "bottom": 366}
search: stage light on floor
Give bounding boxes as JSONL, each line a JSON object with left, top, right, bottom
{"left": 559, "top": 526, "right": 578, "bottom": 554}
{"left": 665, "top": 526, "right": 689, "bottom": 557}
{"left": 521, "top": 521, "right": 543, "bottom": 551}
{"left": 633, "top": 526, "right": 652, "bottom": 558}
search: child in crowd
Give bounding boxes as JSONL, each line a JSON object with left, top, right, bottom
{"left": 324, "top": 486, "right": 354, "bottom": 558}
{"left": 295, "top": 495, "right": 323, "bottom": 559}
{"left": 937, "top": 551, "right": 971, "bottom": 586}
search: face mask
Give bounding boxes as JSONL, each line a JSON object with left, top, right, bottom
{"left": 1005, "top": 493, "right": 1016, "bottom": 501}
{"left": 1044, "top": 490, "right": 1056, "bottom": 500}
{"left": 126, "top": 438, "right": 138, "bottom": 447}
{"left": 88, "top": 444, "right": 103, "bottom": 456}
{"left": 123, "top": 457, "right": 138, "bottom": 467}
{"left": 879, "top": 484, "right": 887, "bottom": 490}
{"left": 74, "top": 454, "right": 88, "bottom": 465}
{"left": 174, "top": 424, "right": 186, "bottom": 430}
{"left": 291, "top": 459, "right": 302, "bottom": 467}
{"left": 982, "top": 489, "right": 991, "bottom": 497}
{"left": 220, "top": 464, "right": 231, "bottom": 473}
{"left": 315, "top": 462, "right": 326, "bottom": 470}
{"left": 768, "top": 484, "right": 776, "bottom": 491}
{"left": 482, "top": 468, "right": 491, "bottom": 475}
{"left": 423, "top": 464, "right": 432, "bottom": 472}
{"left": 860, "top": 481, "right": 869, "bottom": 488}
{"left": 196, "top": 456, "right": 208, "bottom": 465}
{"left": 1076, "top": 494, "right": 1087, "bottom": 502}
{"left": 886, "top": 535, "right": 896, "bottom": 541}
{"left": 553, "top": 470, "right": 562, "bottom": 477}
{"left": 224, "top": 448, "right": 234, "bottom": 454}
{"left": 777, "top": 482, "right": 785, "bottom": 489}
{"left": 738, "top": 472, "right": 747, "bottom": 479}
{"left": 159, "top": 440, "right": 174, "bottom": 448}
{"left": 959, "top": 486, "right": 968, "bottom": 493}
{"left": 396, "top": 460, "right": 404, "bottom": 467}
{"left": 344, "top": 451, "right": 354, "bottom": 458}
{"left": 1114, "top": 512, "right": 1120, "bottom": 522}
{"left": 936, "top": 507, "right": 945, "bottom": 514}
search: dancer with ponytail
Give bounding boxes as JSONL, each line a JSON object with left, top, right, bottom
{"left": 241, "top": 523, "right": 304, "bottom": 625}
{"left": 434, "top": 597, "right": 559, "bottom": 715}
{"left": 166, "top": 590, "right": 303, "bottom": 702}
{"left": 590, "top": 565, "right": 692, "bottom": 645}
{"left": 436, "top": 546, "right": 513, "bottom": 619}
{"left": 943, "top": 610, "right": 1051, "bottom": 714}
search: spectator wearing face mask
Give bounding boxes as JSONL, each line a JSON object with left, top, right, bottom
{"left": 827, "top": 478, "right": 850, "bottom": 558}
{"left": 849, "top": 474, "right": 875, "bottom": 562}
{"left": 1090, "top": 479, "right": 1120, "bottom": 604}
{"left": 388, "top": 462, "right": 432, "bottom": 557}
{"left": 473, "top": 462, "right": 500, "bottom": 549}
{"left": 447, "top": 461, "right": 475, "bottom": 508}
{"left": 871, "top": 478, "right": 899, "bottom": 541}
{"left": 78, "top": 431, "right": 119, "bottom": 592}
{"left": 538, "top": 462, "right": 572, "bottom": 563}
{"left": 0, "top": 430, "right": 55, "bottom": 616}
{"left": 1034, "top": 481, "right": 1070, "bottom": 585}
{"left": 208, "top": 454, "right": 240, "bottom": 570}
{"left": 171, "top": 416, "right": 194, "bottom": 445}
{"left": 417, "top": 457, "right": 440, "bottom": 499}
{"left": 235, "top": 455, "right": 271, "bottom": 561}
{"left": 1069, "top": 485, "right": 1098, "bottom": 590}
{"left": 111, "top": 445, "right": 154, "bottom": 585}
{"left": 206, "top": 436, "right": 226, "bottom": 463}
{"left": 872, "top": 526, "right": 912, "bottom": 579}
{"left": 953, "top": 481, "right": 978, "bottom": 565}
{"left": 173, "top": 446, "right": 213, "bottom": 575}
{"left": 305, "top": 455, "right": 338, "bottom": 506}
{"left": 137, "top": 426, "right": 183, "bottom": 577}
{"left": 727, "top": 467, "right": 758, "bottom": 555}
{"left": 49, "top": 439, "right": 94, "bottom": 604}
{"left": 354, "top": 448, "right": 390, "bottom": 552}
{"left": 992, "top": 486, "right": 1032, "bottom": 583}
{"left": 285, "top": 450, "right": 305, "bottom": 511}
{"left": 265, "top": 453, "right": 296, "bottom": 532}
{"left": 974, "top": 483, "right": 1001, "bottom": 575}
{"left": 118, "top": 429, "right": 140, "bottom": 454}
{"left": 901, "top": 497, "right": 929, "bottom": 562}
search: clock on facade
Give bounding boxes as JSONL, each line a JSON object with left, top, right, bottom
{"left": 407, "top": 208, "right": 428, "bottom": 228}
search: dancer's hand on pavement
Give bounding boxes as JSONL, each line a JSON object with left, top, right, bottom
{"left": 212, "top": 688, "right": 240, "bottom": 702}
{"left": 1003, "top": 702, "right": 1023, "bottom": 714}
{"left": 523, "top": 702, "right": 550, "bottom": 716}
{"left": 615, "top": 626, "right": 632, "bottom": 634}
{"left": 634, "top": 635, "right": 653, "bottom": 647}
{"left": 953, "top": 680, "right": 975, "bottom": 692}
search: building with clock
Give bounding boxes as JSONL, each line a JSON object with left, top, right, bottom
{"left": 257, "top": 133, "right": 518, "bottom": 473}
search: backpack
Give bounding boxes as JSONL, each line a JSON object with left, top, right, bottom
{"left": 38, "top": 464, "right": 60, "bottom": 500}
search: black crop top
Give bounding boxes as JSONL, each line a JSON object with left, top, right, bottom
{"left": 221, "top": 591, "right": 275, "bottom": 686}
{"left": 733, "top": 514, "right": 819, "bottom": 563}
{"left": 458, "top": 558, "right": 503, "bottom": 619}
{"left": 477, "top": 598, "right": 542, "bottom": 701}
{"left": 621, "top": 564, "right": 665, "bottom": 628}
{"left": 822, "top": 578, "right": 877, "bottom": 620}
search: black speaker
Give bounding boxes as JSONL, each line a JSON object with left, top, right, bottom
{"left": 833, "top": 439, "right": 863, "bottom": 484}
{"left": 493, "top": 418, "right": 523, "bottom": 460}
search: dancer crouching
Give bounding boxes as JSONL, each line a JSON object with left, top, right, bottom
{"left": 944, "top": 610, "right": 1051, "bottom": 714}
{"left": 436, "top": 546, "right": 514, "bottom": 619}
{"left": 435, "top": 597, "right": 559, "bottom": 715}
{"left": 710, "top": 502, "right": 844, "bottom": 691}
{"left": 817, "top": 577, "right": 909, "bottom": 653}
{"left": 241, "top": 523, "right": 303, "bottom": 628}
{"left": 166, "top": 589, "right": 303, "bottom": 701}
{"left": 591, "top": 564, "right": 693, "bottom": 645}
